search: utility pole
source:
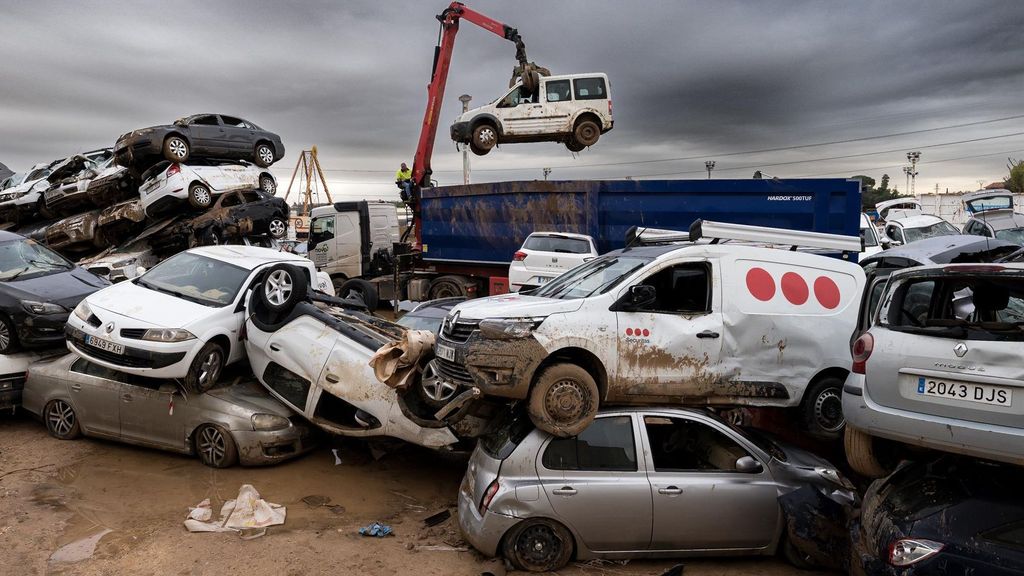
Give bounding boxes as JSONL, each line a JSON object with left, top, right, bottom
{"left": 543, "top": 167, "right": 551, "bottom": 181}
{"left": 459, "top": 94, "right": 472, "bottom": 185}
{"left": 906, "top": 151, "right": 921, "bottom": 198}
{"left": 903, "top": 166, "right": 911, "bottom": 195}
{"left": 705, "top": 160, "right": 716, "bottom": 179}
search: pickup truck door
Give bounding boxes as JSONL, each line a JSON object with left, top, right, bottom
{"left": 612, "top": 260, "right": 724, "bottom": 401}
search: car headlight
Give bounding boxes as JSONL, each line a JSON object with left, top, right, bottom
{"left": 889, "top": 538, "right": 944, "bottom": 567}
{"left": 815, "top": 467, "right": 855, "bottom": 490}
{"left": 22, "top": 300, "right": 67, "bottom": 315}
{"left": 72, "top": 300, "right": 91, "bottom": 321}
{"left": 478, "top": 317, "right": 544, "bottom": 340}
{"left": 141, "top": 328, "right": 195, "bottom": 342}
{"left": 251, "top": 413, "right": 290, "bottom": 431}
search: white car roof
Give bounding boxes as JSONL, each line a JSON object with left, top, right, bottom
{"left": 631, "top": 242, "right": 861, "bottom": 273}
{"left": 188, "top": 245, "right": 312, "bottom": 270}
{"left": 889, "top": 214, "right": 946, "bottom": 229}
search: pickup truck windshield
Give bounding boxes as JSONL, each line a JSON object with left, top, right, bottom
{"left": 533, "top": 255, "right": 651, "bottom": 300}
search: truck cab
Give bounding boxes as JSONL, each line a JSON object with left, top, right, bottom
{"left": 308, "top": 201, "right": 400, "bottom": 290}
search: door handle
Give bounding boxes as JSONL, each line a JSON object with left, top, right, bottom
{"left": 70, "top": 384, "right": 81, "bottom": 392}
{"left": 325, "top": 374, "right": 340, "bottom": 383}
{"left": 269, "top": 344, "right": 281, "bottom": 351}
{"left": 696, "top": 331, "right": 720, "bottom": 339}
{"left": 552, "top": 486, "right": 577, "bottom": 496}
{"left": 121, "top": 394, "right": 132, "bottom": 402}
{"left": 658, "top": 486, "right": 682, "bottom": 495}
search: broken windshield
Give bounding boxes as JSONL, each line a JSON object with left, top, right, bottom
{"left": 533, "top": 255, "right": 651, "bottom": 300}
{"left": 904, "top": 221, "right": 959, "bottom": 243}
{"left": 995, "top": 227, "right": 1024, "bottom": 246}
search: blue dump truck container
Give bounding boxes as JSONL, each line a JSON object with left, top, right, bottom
{"left": 419, "top": 178, "right": 861, "bottom": 268}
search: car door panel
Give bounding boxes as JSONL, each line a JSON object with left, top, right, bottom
{"left": 119, "top": 380, "right": 185, "bottom": 450}
{"left": 495, "top": 86, "right": 544, "bottom": 136}
{"left": 262, "top": 316, "right": 333, "bottom": 414}
{"left": 67, "top": 361, "right": 123, "bottom": 438}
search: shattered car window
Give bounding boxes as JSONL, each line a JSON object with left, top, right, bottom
{"left": 0, "top": 239, "right": 72, "bottom": 281}
{"left": 542, "top": 416, "right": 636, "bottom": 471}
{"left": 533, "top": 255, "right": 650, "bottom": 300}
{"left": 995, "top": 227, "right": 1024, "bottom": 246}
{"left": 137, "top": 252, "right": 249, "bottom": 306}
{"left": 903, "top": 221, "right": 959, "bottom": 243}
{"left": 883, "top": 274, "right": 1024, "bottom": 341}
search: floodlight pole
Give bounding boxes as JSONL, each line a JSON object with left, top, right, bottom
{"left": 705, "top": 160, "right": 716, "bottom": 179}
{"left": 459, "top": 94, "right": 472, "bottom": 185}
{"left": 906, "top": 151, "right": 921, "bottom": 198}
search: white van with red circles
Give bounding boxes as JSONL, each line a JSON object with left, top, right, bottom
{"left": 429, "top": 221, "right": 866, "bottom": 439}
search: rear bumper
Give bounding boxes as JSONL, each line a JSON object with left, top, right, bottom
{"left": 457, "top": 483, "right": 519, "bottom": 558}
{"left": 0, "top": 389, "right": 21, "bottom": 411}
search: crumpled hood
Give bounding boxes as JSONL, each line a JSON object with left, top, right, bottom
{"left": 207, "top": 380, "right": 295, "bottom": 417}
{"left": 451, "top": 294, "right": 585, "bottom": 320}
{"left": 777, "top": 440, "right": 836, "bottom": 470}
{"left": 5, "top": 267, "right": 108, "bottom": 309}
{"left": 87, "top": 280, "right": 221, "bottom": 328}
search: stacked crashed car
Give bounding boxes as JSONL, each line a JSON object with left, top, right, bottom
{"left": 65, "top": 246, "right": 324, "bottom": 393}
{"left": 45, "top": 154, "right": 135, "bottom": 217}
{"left": 23, "top": 355, "right": 313, "bottom": 467}
{"left": 459, "top": 407, "right": 855, "bottom": 572}
{"left": 0, "top": 160, "right": 59, "bottom": 224}
{"left": 139, "top": 159, "right": 276, "bottom": 217}
{"left": 0, "top": 231, "right": 107, "bottom": 353}
{"left": 961, "top": 189, "right": 1024, "bottom": 246}
{"left": 149, "top": 189, "right": 289, "bottom": 253}
{"left": 115, "top": 114, "right": 284, "bottom": 169}
{"left": 876, "top": 199, "right": 958, "bottom": 248}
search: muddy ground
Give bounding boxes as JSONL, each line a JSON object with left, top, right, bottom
{"left": 1, "top": 413, "right": 825, "bottom": 576}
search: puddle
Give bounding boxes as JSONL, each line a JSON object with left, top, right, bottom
{"left": 49, "top": 528, "right": 113, "bottom": 563}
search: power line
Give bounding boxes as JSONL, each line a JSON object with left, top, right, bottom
{"left": 793, "top": 148, "right": 1024, "bottom": 178}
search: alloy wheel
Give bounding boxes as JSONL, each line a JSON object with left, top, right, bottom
{"left": 192, "top": 185, "right": 211, "bottom": 206}
{"left": 47, "top": 400, "right": 75, "bottom": 437}
{"left": 258, "top": 146, "right": 274, "bottom": 165}
{"left": 0, "top": 321, "right": 10, "bottom": 351}
{"left": 261, "top": 177, "right": 276, "bottom": 194}
{"left": 268, "top": 219, "right": 286, "bottom": 238}
{"left": 197, "top": 350, "right": 222, "bottom": 388}
{"left": 421, "top": 360, "right": 458, "bottom": 403}
{"left": 169, "top": 139, "right": 188, "bottom": 160}
{"left": 265, "top": 269, "right": 293, "bottom": 305}
{"left": 198, "top": 427, "right": 227, "bottom": 466}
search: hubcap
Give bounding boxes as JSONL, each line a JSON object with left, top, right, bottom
{"left": 544, "top": 379, "right": 588, "bottom": 423}
{"left": 193, "top": 186, "right": 211, "bottom": 205}
{"left": 265, "top": 270, "right": 293, "bottom": 305}
{"left": 198, "top": 427, "right": 226, "bottom": 465}
{"left": 48, "top": 401, "right": 74, "bottom": 436}
{"left": 169, "top": 139, "right": 187, "bottom": 159}
{"left": 0, "top": 321, "right": 9, "bottom": 350}
{"left": 197, "top": 350, "right": 222, "bottom": 387}
{"left": 258, "top": 146, "right": 274, "bottom": 164}
{"left": 269, "top": 219, "right": 285, "bottom": 237}
{"left": 261, "top": 178, "right": 276, "bottom": 194}
{"left": 814, "top": 388, "right": 844, "bottom": 432}
{"left": 517, "top": 525, "right": 559, "bottom": 568}
{"left": 421, "top": 360, "right": 458, "bottom": 402}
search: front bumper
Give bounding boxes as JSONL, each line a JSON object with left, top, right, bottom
{"left": 231, "top": 423, "right": 316, "bottom": 466}
{"left": 17, "top": 311, "right": 72, "bottom": 348}
{"left": 457, "top": 481, "right": 519, "bottom": 558}
{"left": 65, "top": 325, "right": 191, "bottom": 375}
{"left": 435, "top": 333, "right": 548, "bottom": 400}
{"left": 114, "top": 137, "right": 159, "bottom": 167}
{"left": 450, "top": 121, "right": 472, "bottom": 142}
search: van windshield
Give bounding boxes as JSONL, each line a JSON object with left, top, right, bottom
{"left": 308, "top": 216, "right": 334, "bottom": 251}
{"left": 533, "top": 255, "right": 651, "bottom": 300}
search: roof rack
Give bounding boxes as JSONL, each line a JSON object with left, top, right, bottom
{"left": 626, "top": 219, "right": 861, "bottom": 254}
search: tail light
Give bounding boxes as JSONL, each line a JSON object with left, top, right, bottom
{"left": 852, "top": 333, "right": 874, "bottom": 374}
{"left": 889, "top": 538, "right": 944, "bottom": 566}
{"left": 512, "top": 251, "right": 527, "bottom": 261}
{"left": 608, "top": 100, "right": 613, "bottom": 115}
{"left": 478, "top": 480, "right": 499, "bottom": 514}
{"left": 166, "top": 163, "right": 181, "bottom": 177}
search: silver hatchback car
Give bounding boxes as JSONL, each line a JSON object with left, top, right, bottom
{"left": 844, "top": 263, "right": 1024, "bottom": 477}
{"left": 458, "top": 407, "right": 855, "bottom": 572}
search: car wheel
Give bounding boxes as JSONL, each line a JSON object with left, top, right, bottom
{"left": 339, "top": 278, "right": 379, "bottom": 310}
{"left": 163, "top": 135, "right": 190, "bottom": 163}
{"left": 565, "top": 138, "right": 585, "bottom": 153}
{"left": 844, "top": 426, "right": 892, "bottom": 478}
{"left": 472, "top": 124, "right": 497, "bottom": 152}
{"left": 199, "top": 227, "right": 221, "bottom": 246}
{"left": 259, "top": 174, "right": 277, "bottom": 195}
{"left": 194, "top": 424, "right": 238, "bottom": 468}
{"left": 469, "top": 142, "right": 490, "bottom": 156}
{"left": 267, "top": 216, "right": 287, "bottom": 239}
{"left": 527, "top": 364, "right": 599, "bottom": 437}
{"left": 45, "top": 399, "right": 81, "bottom": 440}
{"left": 801, "top": 376, "right": 845, "bottom": 440}
{"left": 417, "top": 359, "right": 459, "bottom": 409}
{"left": 0, "top": 314, "right": 19, "bottom": 353}
{"left": 428, "top": 276, "right": 468, "bottom": 299}
{"left": 185, "top": 341, "right": 225, "bottom": 394}
{"left": 502, "top": 518, "right": 574, "bottom": 573}
{"left": 254, "top": 143, "right": 275, "bottom": 167}
{"left": 573, "top": 119, "right": 600, "bottom": 147}
{"left": 259, "top": 263, "right": 308, "bottom": 314}
{"left": 188, "top": 183, "right": 213, "bottom": 209}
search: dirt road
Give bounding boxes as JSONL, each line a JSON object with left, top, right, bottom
{"left": 0, "top": 414, "right": 824, "bottom": 576}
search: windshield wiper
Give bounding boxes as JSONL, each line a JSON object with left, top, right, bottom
{"left": 137, "top": 278, "right": 219, "bottom": 307}
{"left": 27, "top": 258, "right": 70, "bottom": 270}
{"left": 7, "top": 266, "right": 31, "bottom": 280}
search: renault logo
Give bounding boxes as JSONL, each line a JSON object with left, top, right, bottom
{"left": 442, "top": 311, "right": 460, "bottom": 336}
{"left": 953, "top": 342, "right": 968, "bottom": 358}
{"left": 105, "top": 322, "right": 115, "bottom": 334}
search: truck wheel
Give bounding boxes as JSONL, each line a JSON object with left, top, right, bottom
{"left": 566, "top": 138, "right": 585, "bottom": 153}
{"left": 254, "top": 143, "right": 275, "bottom": 167}
{"left": 429, "top": 276, "right": 468, "bottom": 299}
{"left": 844, "top": 426, "right": 891, "bottom": 478}
{"left": 573, "top": 120, "right": 600, "bottom": 147}
{"left": 502, "top": 518, "right": 574, "bottom": 573}
{"left": 259, "top": 264, "right": 308, "bottom": 314}
{"left": 188, "top": 183, "right": 213, "bottom": 209}
{"left": 340, "top": 278, "right": 379, "bottom": 309}
{"left": 163, "top": 135, "right": 190, "bottom": 163}
{"left": 801, "top": 376, "right": 845, "bottom": 440}
{"left": 472, "top": 124, "right": 497, "bottom": 152}
{"left": 528, "top": 364, "right": 599, "bottom": 438}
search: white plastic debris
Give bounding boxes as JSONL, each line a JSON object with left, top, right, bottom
{"left": 184, "top": 485, "right": 286, "bottom": 533}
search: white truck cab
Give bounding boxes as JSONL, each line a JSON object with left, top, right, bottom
{"left": 431, "top": 220, "right": 866, "bottom": 439}
{"left": 308, "top": 201, "right": 400, "bottom": 303}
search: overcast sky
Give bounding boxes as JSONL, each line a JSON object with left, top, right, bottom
{"left": 2, "top": 0, "right": 1022, "bottom": 201}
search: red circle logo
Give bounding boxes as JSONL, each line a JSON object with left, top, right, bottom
{"left": 746, "top": 268, "right": 775, "bottom": 301}
{"left": 781, "top": 272, "right": 808, "bottom": 305}
{"left": 814, "top": 276, "right": 841, "bottom": 309}
{"left": 642, "top": 329, "right": 650, "bottom": 337}
{"left": 626, "top": 328, "right": 634, "bottom": 336}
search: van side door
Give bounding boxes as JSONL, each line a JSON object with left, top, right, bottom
{"left": 540, "top": 78, "right": 575, "bottom": 133}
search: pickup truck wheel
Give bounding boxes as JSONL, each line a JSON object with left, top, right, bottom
{"left": 188, "top": 183, "right": 213, "bottom": 208}
{"left": 254, "top": 143, "right": 275, "bottom": 167}
{"left": 472, "top": 124, "right": 497, "bottom": 152}
{"left": 528, "top": 364, "right": 599, "bottom": 437}
{"left": 259, "top": 264, "right": 308, "bottom": 313}
{"left": 502, "top": 518, "right": 573, "bottom": 572}
{"left": 844, "top": 426, "right": 891, "bottom": 478}
{"left": 417, "top": 359, "right": 459, "bottom": 409}
{"left": 573, "top": 120, "right": 600, "bottom": 147}
{"left": 267, "top": 216, "right": 287, "bottom": 239}
{"left": 339, "top": 278, "right": 379, "bottom": 309}
{"left": 163, "top": 135, "right": 190, "bottom": 163}
{"left": 565, "top": 138, "right": 585, "bottom": 153}
{"left": 195, "top": 424, "right": 238, "bottom": 468}
{"left": 801, "top": 376, "right": 845, "bottom": 440}
{"left": 185, "top": 341, "right": 225, "bottom": 394}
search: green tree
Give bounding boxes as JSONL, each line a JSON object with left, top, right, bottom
{"left": 852, "top": 173, "right": 908, "bottom": 211}
{"left": 878, "top": 174, "right": 890, "bottom": 193}
{"left": 1006, "top": 158, "right": 1024, "bottom": 193}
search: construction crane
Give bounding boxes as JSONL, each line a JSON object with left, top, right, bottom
{"left": 284, "top": 146, "right": 333, "bottom": 237}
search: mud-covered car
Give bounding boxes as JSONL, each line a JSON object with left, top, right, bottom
{"left": 44, "top": 209, "right": 103, "bottom": 255}
{"left": 139, "top": 159, "right": 276, "bottom": 217}
{"left": 80, "top": 238, "right": 160, "bottom": 283}
{"left": 43, "top": 151, "right": 119, "bottom": 216}
{"left": 23, "top": 354, "right": 313, "bottom": 468}
{"left": 0, "top": 350, "right": 51, "bottom": 411}
{"left": 45, "top": 156, "right": 136, "bottom": 217}
{"left": 149, "top": 189, "right": 289, "bottom": 254}
{"left": 114, "top": 114, "right": 284, "bottom": 170}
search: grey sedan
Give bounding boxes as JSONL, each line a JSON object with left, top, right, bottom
{"left": 459, "top": 407, "right": 856, "bottom": 572}
{"left": 22, "top": 354, "right": 313, "bottom": 467}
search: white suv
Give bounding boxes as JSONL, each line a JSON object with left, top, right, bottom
{"left": 138, "top": 159, "right": 276, "bottom": 217}
{"left": 508, "top": 232, "right": 598, "bottom": 292}
{"left": 450, "top": 73, "right": 613, "bottom": 154}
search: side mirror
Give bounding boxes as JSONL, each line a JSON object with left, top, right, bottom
{"left": 135, "top": 266, "right": 147, "bottom": 277}
{"left": 735, "top": 456, "right": 763, "bottom": 474}
{"left": 611, "top": 285, "right": 657, "bottom": 312}
{"left": 159, "top": 383, "right": 178, "bottom": 395}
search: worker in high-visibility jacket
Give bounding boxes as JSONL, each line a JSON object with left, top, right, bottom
{"left": 396, "top": 163, "right": 412, "bottom": 201}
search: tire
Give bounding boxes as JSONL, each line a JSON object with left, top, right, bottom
{"left": 844, "top": 426, "right": 891, "bottom": 478}
{"left": 502, "top": 518, "right": 574, "bottom": 573}
{"left": 258, "top": 263, "right": 308, "bottom": 314}
{"left": 339, "top": 278, "right": 379, "bottom": 310}
{"left": 254, "top": 143, "right": 275, "bottom": 167}
{"left": 417, "top": 359, "right": 459, "bottom": 409}
{"left": 565, "top": 139, "right": 585, "bottom": 153}
{"left": 267, "top": 216, "right": 287, "bottom": 239}
{"left": 194, "top": 424, "right": 238, "bottom": 468}
{"left": 184, "top": 341, "right": 225, "bottom": 394}
{"left": 573, "top": 119, "right": 600, "bottom": 147}
{"left": 188, "top": 183, "right": 213, "bottom": 209}
{"left": 45, "top": 399, "right": 81, "bottom": 440}
{"left": 801, "top": 376, "right": 845, "bottom": 440}
{"left": 0, "top": 314, "right": 19, "bottom": 353}
{"left": 163, "top": 135, "right": 190, "bottom": 163}
{"left": 469, "top": 142, "right": 490, "bottom": 156}
{"left": 428, "top": 275, "right": 469, "bottom": 299}
{"left": 527, "top": 364, "right": 599, "bottom": 437}
{"left": 199, "top": 227, "right": 221, "bottom": 246}
{"left": 472, "top": 124, "right": 497, "bottom": 152}
{"left": 259, "top": 174, "right": 277, "bottom": 195}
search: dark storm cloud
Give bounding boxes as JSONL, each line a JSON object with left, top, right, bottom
{"left": 1, "top": 0, "right": 1022, "bottom": 198}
